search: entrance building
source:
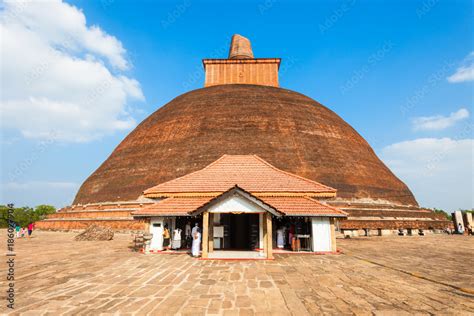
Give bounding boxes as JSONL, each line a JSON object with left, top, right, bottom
{"left": 133, "top": 155, "right": 347, "bottom": 259}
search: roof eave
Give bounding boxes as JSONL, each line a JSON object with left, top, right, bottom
{"left": 132, "top": 213, "right": 191, "bottom": 217}
{"left": 143, "top": 191, "right": 337, "bottom": 199}
{"left": 284, "top": 214, "right": 348, "bottom": 218}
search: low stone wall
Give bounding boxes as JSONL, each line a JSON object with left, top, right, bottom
{"left": 330, "top": 200, "right": 451, "bottom": 231}
{"left": 36, "top": 219, "right": 147, "bottom": 232}
{"left": 37, "top": 201, "right": 152, "bottom": 232}
{"left": 328, "top": 201, "right": 420, "bottom": 210}
{"left": 344, "top": 209, "right": 447, "bottom": 220}
{"left": 340, "top": 228, "right": 440, "bottom": 237}
{"left": 47, "top": 211, "right": 132, "bottom": 219}
{"left": 40, "top": 199, "right": 453, "bottom": 234}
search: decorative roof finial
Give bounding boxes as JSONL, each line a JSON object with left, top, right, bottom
{"left": 228, "top": 34, "right": 254, "bottom": 59}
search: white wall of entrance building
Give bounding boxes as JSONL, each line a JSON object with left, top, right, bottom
{"left": 311, "top": 217, "right": 332, "bottom": 251}
{"left": 208, "top": 195, "right": 265, "bottom": 214}
{"left": 145, "top": 198, "right": 336, "bottom": 253}
{"left": 150, "top": 217, "right": 164, "bottom": 251}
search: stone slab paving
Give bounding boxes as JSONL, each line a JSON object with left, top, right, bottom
{"left": 337, "top": 234, "right": 474, "bottom": 291}
{"left": 0, "top": 230, "right": 473, "bottom": 315}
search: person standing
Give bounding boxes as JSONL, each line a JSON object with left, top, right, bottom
{"left": 163, "top": 224, "right": 171, "bottom": 250}
{"left": 458, "top": 223, "right": 464, "bottom": 234}
{"left": 15, "top": 224, "right": 21, "bottom": 238}
{"left": 191, "top": 223, "right": 199, "bottom": 236}
{"left": 192, "top": 224, "right": 201, "bottom": 257}
{"left": 27, "top": 222, "right": 35, "bottom": 238}
{"left": 191, "top": 222, "right": 199, "bottom": 249}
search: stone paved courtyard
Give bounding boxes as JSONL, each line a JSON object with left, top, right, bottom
{"left": 1, "top": 230, "right": 473, "bottom": 315}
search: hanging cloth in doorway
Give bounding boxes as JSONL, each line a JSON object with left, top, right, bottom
{"left": 172, "top": 228, "right": 182, "bottom": 249}
{"left": 277, "top": 228, "right": 285, "bottom": 248}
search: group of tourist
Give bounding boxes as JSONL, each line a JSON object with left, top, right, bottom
{"left": 459, "top": 223, "right": 473, "bottom": 235}
{"left": 15, "top": 223, "right": 35, "bottom": 238}
{"left": 445, "top": 223, "right": 473, "bottom": 235}
{"left": 276, "top": 222, "right": 310, "bottom": 250}
{"left": 467, "top": 224, "right": 473, "bottom": 235}
{"left": 160, "top": 222, "right": 202, "bottom": 257}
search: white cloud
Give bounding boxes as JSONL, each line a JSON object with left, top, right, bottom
{"left": 380, "top": 138, "right": 473, "bottom": 211}
{"left": 0, "top": 0, "right": 144, "bottom": 142}
{"left": 447, "top": 52, "right": 474, "bottom": 83}
{"left": 412, "top": 108, "right": 469, "bottom": 131}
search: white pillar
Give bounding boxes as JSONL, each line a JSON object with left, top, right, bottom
{"left": 311, "top": 217, "right": 331, "bottom": 252}
{"left": 172, "top": 217, "right": 176, "bottom": 232}
{"left": 259, "top": 213, "right": 264, "bottom": 249}
{"left": 149, "top": 217, "right": 164, "bottom": 251}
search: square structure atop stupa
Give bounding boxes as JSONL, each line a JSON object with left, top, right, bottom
{"left": 202, "top": 34, "right": 281, "bottom": 87}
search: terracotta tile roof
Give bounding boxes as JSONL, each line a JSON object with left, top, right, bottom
{"left": 260, "top": 196, "right": 347, "bottom": 217}
{"left": 134, "top": 187, "right": 346, "bottom": 217}
{"left": 143, "top": 155, "right": 336, "bottom": 198}
{"left": 133, "top": 197, "right": 213, "bottom": 216}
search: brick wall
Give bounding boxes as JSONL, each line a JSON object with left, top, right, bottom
{"left": 339, "top": 219, "right": 452, "bottom": 230}
{"left": 36, "top": 219, "right": 147, "bottom": 231}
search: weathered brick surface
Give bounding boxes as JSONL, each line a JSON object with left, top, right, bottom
{"left": 204, "top": 60, "right": 280, "bottom": 88}
{"left": 36, "top": 219, "right": 146, "bottom": 231}
{"left": 228, "top": 34, "right": 253, "bottom": 59}
{"left": 73, "top": 85, "right": 417, "bottom": 206}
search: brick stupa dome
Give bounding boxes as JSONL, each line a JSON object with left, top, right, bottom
{"left": 74, "top": 84, "right": 418, "bottom": 207}
{"left": 39, "top": 34, "right": 451, "bottom": 233}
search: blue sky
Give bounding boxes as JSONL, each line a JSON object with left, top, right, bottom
{"left": 1, "top": 0, "right": 472, "bottom": 211}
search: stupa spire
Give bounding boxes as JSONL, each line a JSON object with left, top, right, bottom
{"left": 228, "top": 34, "right": 254, "bottom": 59}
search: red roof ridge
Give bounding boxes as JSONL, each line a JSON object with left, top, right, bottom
{"left": 251, "top": 155, "right": 336, "bottom": 192}
{"left": 143, "top": 155, "right": 230, "bottom": 194}
{"left": 144, "top": 154, "right": 337, "bottom": 196}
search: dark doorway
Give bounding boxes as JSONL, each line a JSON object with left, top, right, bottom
{"left": 221, "top": 213, "right": 259, "bottom": 250}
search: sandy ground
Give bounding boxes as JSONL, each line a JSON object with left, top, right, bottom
{"left": 0, "top": 230, "right": 472, "bottom": 315}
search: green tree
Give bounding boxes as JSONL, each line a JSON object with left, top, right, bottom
{"left": 34, "top": 205, "right": 56, "bottom": 218}
{"left": 13, "top": 206, "right": 34, "bottom": 227}
{"left": 431, "top": 208, "right": 451, "bottom": 220}
{"left": 0, "top": 204, "right": 57, "bottom": 228}
{"left": 0, "top": 205, "right": 11, "bottom": 228}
